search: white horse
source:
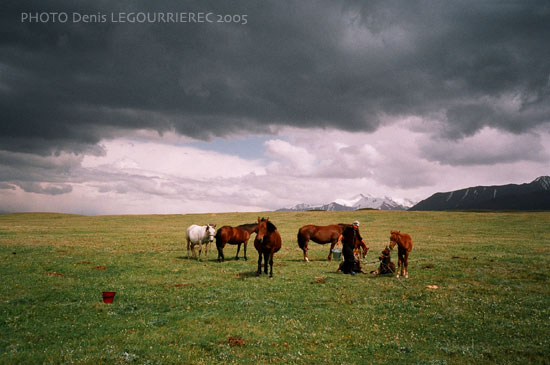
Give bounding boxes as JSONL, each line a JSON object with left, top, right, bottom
{"left": 186, "top": 224, "right": 216, "bottom": 261}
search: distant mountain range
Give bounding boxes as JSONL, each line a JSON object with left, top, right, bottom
{"left": 277, "top": 194, "right": 413, "bottom": 211}
{"left": 409, "top": 176, "right": 550, "bottom": 211}
{"left": 276, "top": 176, "right": 550, "bottom": 212}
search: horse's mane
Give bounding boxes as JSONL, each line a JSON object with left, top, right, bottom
{"left": 237, "top": 223, "right": 257, "bottom": 229}
{"left": 260, "top": 218, "right": 277, "bottom": 232}
{"left": 266, "top": 221, "right": 277, "bottom": 232}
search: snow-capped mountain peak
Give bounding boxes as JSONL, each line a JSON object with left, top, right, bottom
{"left": 534, "top": 176, "right": 550, "bottom": 190}
{"left": 277, "top": 193, "right": 411, "bottom": 211}
{"left": 352, "top": 194, "right": 401, "bottom": 210}
{"left": 334, "top": 193, "right": 372, "bottom": 207}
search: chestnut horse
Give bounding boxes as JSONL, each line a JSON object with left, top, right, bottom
{"left": 389, "top": 230, "right": 413, "bottom": 278}
{"left": 254, "top": 217, "right": 281, "bottom": 278}
{"left": 215, "top": 223, "right": 258, "bottom": 262}
{"left": 297, "top": 224, "right": 368, "bottom": 261}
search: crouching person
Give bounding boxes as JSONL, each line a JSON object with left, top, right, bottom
{"left": 370, "top": 246, "right": 396, "bottom": 275}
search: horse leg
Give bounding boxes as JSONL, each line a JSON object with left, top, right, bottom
{"left": 243, "top": 240, "right": 248, "bottom": 261}
{"left": 361, "top": 242, "right": 368, "bottom": 258}
{"left": 264, "top": 252, "right": 269, "bottom": 275}
{"left": 217, "top": 245, "right": 222, "bottom": 262}
{"left": 328, "top": 241, "right": 336, "bottom": 261}
{"left": 256, "top": 252, "right": 262, "bottom": 276}
{"left": 197, "top": 242, "right": 202, "bottom": 261}
{"left": 269, "top": 252, "right": 274, "bottom": 278}
{"left": 186, "top": 237, "right": 190, "bottom": 259}
{"left": 404, "top": 251, "right": 409, "bottom": 278}
{"left": 298, "top": 233, "right": 308, "bottom": 262}
{"left": 235, "top": 242, "right": 241, "bottom": 260}
{"left": 396, "top": 254, "right": 402, "bottom": 278}
{"left": 303, "top": 240, "right": 310, "bottom": 262}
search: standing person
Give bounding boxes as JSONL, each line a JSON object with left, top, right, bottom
{"left": 336, "top": 220, "right": 368, "bottom": 256}
{"left": 339, "top": 221, "right": 365, "bottom": 275}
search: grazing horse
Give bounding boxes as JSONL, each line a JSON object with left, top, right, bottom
{"left": 186, "top": 224, "right": 216, "bottom": 261}
{"left": 389, "top": 230, "right": 413, "bottom": 278}
{"left": 254, "top": 217, "right": 281, "bottom": 278}
{"left": 298, "top": 224, "right": 368, "bottom": 261}
{"left": 216, "top": 223, "right": 258, "bottom": 262}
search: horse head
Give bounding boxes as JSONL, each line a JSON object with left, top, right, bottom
{"left": 257, "top": 217, "right": 277, "bottom": 243}
{"left": 207, "top": 224, "right": 216, "bottom": 242}
{"left": 256, "top": 217, "right": 268, "bottom": 243}
{"left": 389, "top": 230, "right": 400, "bottom": 249}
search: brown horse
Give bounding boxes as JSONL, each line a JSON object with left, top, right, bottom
{"left": 298, "top": 224, "right": 368, "bottom": 261}
{"left": 389, "top": 230, "right": 413, "bottom": 278}
{"left": 254, "top": 217, "right": 281, "bottom": 278}
{"left": 215, "top": 223, "right": 258, "bottom": 262}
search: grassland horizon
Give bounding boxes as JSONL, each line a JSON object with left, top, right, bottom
{"left": 1, "top": 210, "right": 549, "bottom": 363}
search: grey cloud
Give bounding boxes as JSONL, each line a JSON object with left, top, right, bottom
{"left": 0, "top": 150, "right": 85, "bottom": 194}
{"left": 0, "top": 182, "right": 16, "bottom": 190}
{"left": 17, "top": 182, "right": 73, "bottom": 195}
{"left": 1, "top": 0, "right": 549, "bottom": 157}
{"left": 419, "top": 132, "right": 548, "bottom": 166}
{"left": 444, "top": 104, "right": 494, "bottom": 139}
{"left": 0, "top": 150, "right": 83, "bottom": 171}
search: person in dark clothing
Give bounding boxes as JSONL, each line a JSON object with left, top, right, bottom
{"left": 338, "top": 221, "right": 365, "bottom": 275}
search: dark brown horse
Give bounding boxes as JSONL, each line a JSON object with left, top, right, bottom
{"left": 389, "top": 230, "right": 413, "bottom": 278}
{"left": 215, "top": 223, "right": 258, "bottom": 262}
{"left": 297, "top": 224, "right": 368, "bottom": 261}
{"left": 254, "top": 217, "right": 281, "bottom": 278}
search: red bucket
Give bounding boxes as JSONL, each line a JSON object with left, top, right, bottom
{"left": 102, "top": 291, "right": 116, "bottom": 303}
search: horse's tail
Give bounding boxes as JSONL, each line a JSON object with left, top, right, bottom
{"left": 297, "top": 230, "right": 306, "bottom": 250}
{"left": 215, "top": 228, "right": 223, "bottom": 248}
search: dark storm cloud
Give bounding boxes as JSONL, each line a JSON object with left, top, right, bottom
{"left": 1, "top": 0, "right": 549, "bottom": 156}
{"left": 0, "top": 149, "right": 83, "bottom": 193}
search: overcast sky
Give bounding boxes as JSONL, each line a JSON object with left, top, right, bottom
{"left": 1, "top": 0, "right": 549, "bottom": 214}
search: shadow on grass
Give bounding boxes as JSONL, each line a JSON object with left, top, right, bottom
{"left": 175, "top": 256, "right": 218, "bottom": 262}
{"left": 368, "top": 273, "right": 396, "bottom": 279}
{"left": 235, "top": 271, "right": 258, "bottom": 279}
{"left": 217, "top": 257, "right": 249, "bottom": 262}
{"left": 322, "top": 270, "right": 399, "bottom": 279}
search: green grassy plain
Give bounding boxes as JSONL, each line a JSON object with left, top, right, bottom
{"left": 1, "top": 211, "right": 549, "bottom": 364}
